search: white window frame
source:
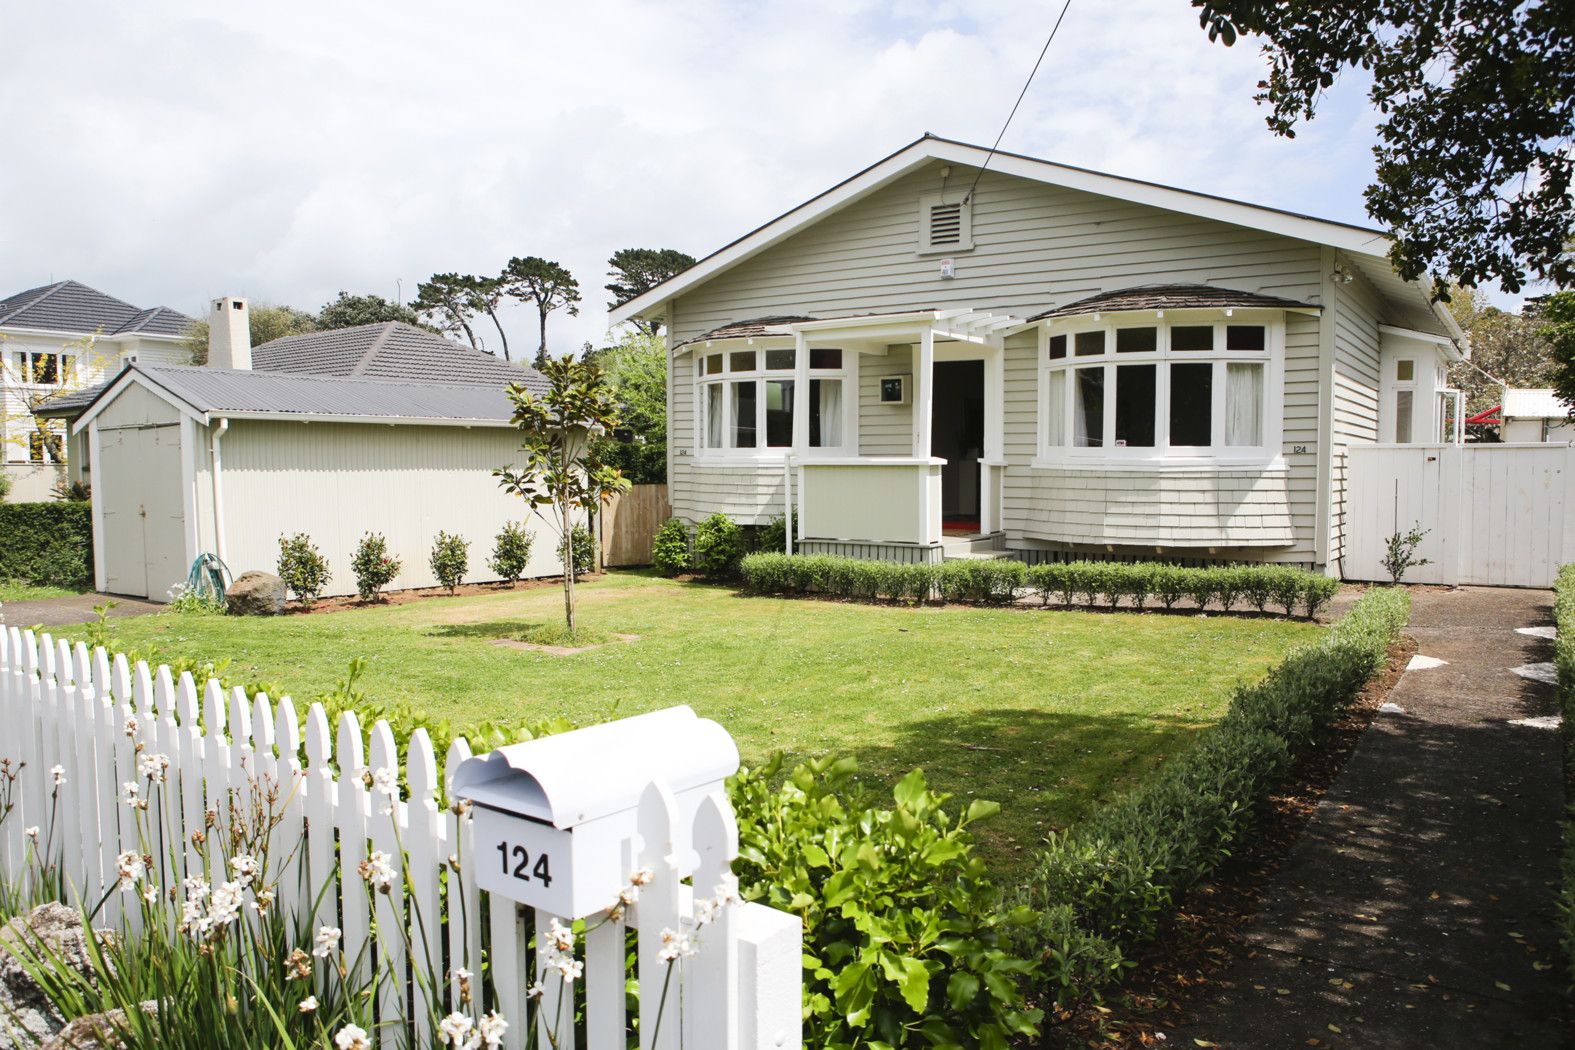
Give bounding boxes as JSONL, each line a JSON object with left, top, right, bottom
{"left": 693, "top": 340, "right": 857, "bottom": 462}
{"left": 1033, "top": 309, "right": 1286, "bottom": 470}
{"left": 7, "top": 348, "right": 74, "bottom": 388}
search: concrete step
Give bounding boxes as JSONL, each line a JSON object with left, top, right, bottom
{"left": 941, "top": 533, "right": 1010, "bottom": 560}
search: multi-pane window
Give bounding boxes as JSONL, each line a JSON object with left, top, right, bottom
{"left": 8, "top": 350, "right": 71, "bottom": 386}
{"left": 1042, "top": 319, "right": 1274, "bottom": 459}
{"left": 697, "top": 346, "right": 848, "bottom": 452}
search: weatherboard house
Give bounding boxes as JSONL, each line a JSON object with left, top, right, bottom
{"left": 611, "top": 135, "right": 1467, "bottom": 573}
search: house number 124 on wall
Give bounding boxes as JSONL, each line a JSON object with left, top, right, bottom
{"left": 496, "top": 841, "right": 554, "bottom": 886}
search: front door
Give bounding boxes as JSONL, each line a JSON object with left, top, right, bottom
{"left": 931, "top": 360, "right": 984, "bottom": 531}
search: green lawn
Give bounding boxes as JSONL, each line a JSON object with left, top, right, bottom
{"left": 0, "top": 581, "right": 86, "bottom": 602}
{"left": 60, "top": 571, "right": 1320, "bottom": 874}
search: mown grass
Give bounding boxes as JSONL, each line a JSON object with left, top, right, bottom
{"left": 58, "top": 571, "right": 1321, "bottom": 874}
{"left": 0, "top": 580, "right": 86, "bottom": 602}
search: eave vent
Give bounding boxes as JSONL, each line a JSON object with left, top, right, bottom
{"left": 918, "top": 192, "right": 972, "bottom": 253}
{"left": 928, "top": 202, "right": 963, "bottom": 246}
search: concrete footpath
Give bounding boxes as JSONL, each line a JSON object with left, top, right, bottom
{"left": 0, "top": 592, "right": 160, "bottom": 628}
{"left": 1177, "top": 587, "right": 1567, "bottom": 1048}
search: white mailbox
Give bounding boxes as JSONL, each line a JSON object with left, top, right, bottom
{"left": 451, "top": 705, "right": 739, "bottom": 919}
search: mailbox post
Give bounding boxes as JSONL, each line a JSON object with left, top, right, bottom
{"left": 451, "top": 705, "right": 740, "bottom": 919}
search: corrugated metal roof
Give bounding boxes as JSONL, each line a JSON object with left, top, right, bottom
{"left": 128, "top": 365, "right": 523, "bottom": 424}
{"left": 1503, "top": 388, "right": 1571, "bottom": 419}
{"left": 252, "top": 322, "right": 547, "bottom": 389}
{"left": 0, "top": 280, "right": 193, "bottom": 336}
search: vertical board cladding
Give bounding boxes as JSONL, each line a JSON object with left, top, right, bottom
{"left": 213, "top": 420, "right": 566, "bottom": 596}
{"left": 666, "top": 160, "right": 1330, "bottom": 538}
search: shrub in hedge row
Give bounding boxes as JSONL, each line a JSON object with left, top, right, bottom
{"left": 0, "top": 501, "right": 92, "bottom": 588}
{"left": 1018, "top": 585, "right": 1409, "bottom": 1009}
{"left": 651, "top": 517, "right": 690, "bottom": 576}
{"left": 1555, "top": 564, "right": 1575, "bottom": 985}
{"left": 693, "top": 512, "right": 746, "bottom": 576}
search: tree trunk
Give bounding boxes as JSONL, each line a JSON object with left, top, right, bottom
{"left": 562, "top": 502, "right": 576, "bottom": 634}
{"left": 486, "top": 309, "right": 510, "bottom": 361}
{"left": 537, "top": 305, "right": 550, "bottom": 367}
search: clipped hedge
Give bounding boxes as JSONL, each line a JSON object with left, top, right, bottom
{"left": 1555, "top": 564, "right": 1575, "bottom": 986}
{"left": 0, "top": 501, "right": 92, "bottom": 588}
{"left": 739, "top": 552, "right": 1340, "bottom": 618}
{"left": 1020, "top": 585, "right": 1410, "bottom": 1011}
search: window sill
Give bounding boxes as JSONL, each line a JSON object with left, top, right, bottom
{"left": 1029, "top": 455, "right": 1287, "bottom": 473}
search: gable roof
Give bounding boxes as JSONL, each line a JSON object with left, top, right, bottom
{"left": 0, "top": 280, "right": 193, "bottom": 338}
{"left": 252, "top": 321, "right": 548, "bottom": 391}
{"left": 609, "top": 134, "right": 1404, "bottom": 327}
{"left": 1026, "top": 284, "right": 1319, "bottom": 322}
{"left": 73, "top": 364, "right": 521, "bottom": 432}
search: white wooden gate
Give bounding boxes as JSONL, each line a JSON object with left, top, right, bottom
{"left": 1344, "top": 443, "right": 1575, "bottom": 587}
{"left": 0, "top": 627, "right": 802, "bottom": 1050}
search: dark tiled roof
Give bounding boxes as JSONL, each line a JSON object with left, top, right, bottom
{"left": 674, "top": 316, "right": 819, "bottom": 348}
{"left": 252, "top": 322, "right": 548, "bottom": 392}
{"left": 0, "top": 280, "right": 193, "bottom": 336}
{"left": 1026, "top": 284, "right": 1319, "bottom": 322}
{"left": 113, "top": 365, "right": 520, "bottom": 424}
{"left": 32, "top": 381, "right": 111, "bottom": 418}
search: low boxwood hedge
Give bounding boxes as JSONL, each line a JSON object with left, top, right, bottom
{"left": 738, "top": 551, "right": 1340, "bottom": 618}
{"left": 0, "top": 501, "right": 92, "bottom": 588}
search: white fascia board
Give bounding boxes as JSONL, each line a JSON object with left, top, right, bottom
{"left": 212, "top": 410, "right": 517, "bottom": 428}
{"left": 610, "top": 136, "right": 1397, "bottom": 325}
{"left": 70, "top": 369, "right": 208, "bottom": 434}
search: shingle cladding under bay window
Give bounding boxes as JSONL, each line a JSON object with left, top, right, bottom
{"left": 1026, "top": 284, "right": 1318, "bottom": 322}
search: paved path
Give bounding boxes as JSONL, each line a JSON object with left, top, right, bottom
{"left": 1177, "top": 586, "right": 1567, "bottom": 1048}
{"left": 0, "top": 592, "right": 161, "bottom": 627}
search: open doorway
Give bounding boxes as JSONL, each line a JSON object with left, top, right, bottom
{"left": 932, "top": 360, "right": 984, "bottom": 533}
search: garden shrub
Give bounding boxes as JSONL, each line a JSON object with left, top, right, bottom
{"left": 1067, "top": 561, "right": 1103, "bottom": 607}
{"left": 1554, "top": 564, "right": 1575, "bottom": 985}
{"left": 731, "top": 755, "right": 1042, "bottom": 1049}
{"left": 429, "top": 531, "right": 470, "bottom": 594}
{"left": 1242, "top": 567, "right": 1276, "bottom": 613}
{"left": 0, "top": 501, "right": 93, "bottom": 588}
{"left": 487, "top": 522, "right": 535, "bottom": 584}
{"left": 1186, "top": 567, "right": 1218, "bottom": 611}
{"left": 1301, "top": 574, "right": 1340, "bottom": 618}
{"left": 692, "top": 512, "right": 746, "bottom": 577}
{"left": 351, "top": 531, "right": 401, "bottom": 601}
{"left": 757, "top": 512, "right": 794, "bottom": 555}
{"left": 559, "top": 524, "right": 595, "bottom": 576}
{"left": 1268, "top": 566, "right": 1303, "bottom": 616}
{"left": 1020, "top": 586, "right": 1409, "bottom": 1010}
{"left": 651, "top": 517, "right": 690, "bottom": 576}
{"left": 1151, "top": 565, "right": 1189, "bottom": 610}
{"left": 276, "top": 533, "right": 331, "bottom": 603}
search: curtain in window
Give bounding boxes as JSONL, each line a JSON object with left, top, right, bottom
{"left": 706, "top": 385, "right": 723, "bottom": 447}
{"left": 1045, "top": 371, "right": 1066, "bottom": 446}
{"left": 1225, "top": 363, "right": 1263, "bottom": 446}
{"left": 812, "top": 379, "right": 843, "bottom": 447}
{"left": 1395, "top": 389, "right": 1414, "bottom": 443}
{"left": 1073, "top": 368, "right": 1104, "bottom": 447}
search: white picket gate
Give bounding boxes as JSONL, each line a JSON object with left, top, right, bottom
{"left": 0, "top": 625, "right": 801, "bottom": 1050}
{"left": 1344, "top": 443, "right": 1575, "bottom": 587}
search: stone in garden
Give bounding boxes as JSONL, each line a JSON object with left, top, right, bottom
{"left": 0, "top": 903, "right": 115, "bottom": 1050}
{"left": 39, "top": 1002, "right": 157, "bottom": 1050}
{"left": 225, "top": 571, "right": 287, "bottom": 615}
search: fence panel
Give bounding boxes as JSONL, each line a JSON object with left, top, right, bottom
{"left": 602, "top": 483, "right": 671, "bottom": 567}
{"left": 0, "top": 630, "right": 801, "bottom": 1049}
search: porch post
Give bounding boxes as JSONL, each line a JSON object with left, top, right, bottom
{"left": 981, "top": 341, "right": 1004, "bottom": 534}
{"left": 912, "top": 328, "right": 933, "bottom": 458}
{"left": 791, "top": 332, "right": 810, "bottom": 451}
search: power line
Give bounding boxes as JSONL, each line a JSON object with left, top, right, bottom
{"left": 964, "top": 0, "right": 1074, "bottom": 205}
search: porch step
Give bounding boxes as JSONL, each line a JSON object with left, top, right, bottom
{"left": 941, "top": 534, "right": 1010, "bottom": 561}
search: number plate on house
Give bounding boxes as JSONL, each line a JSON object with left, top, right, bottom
{"left": 472, "top": 804, "right": 574, "bottom": 915}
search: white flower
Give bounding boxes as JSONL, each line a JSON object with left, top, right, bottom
{"left": 208, "top": 880, "right": 245, "bottom": 927}
{"left": 618, "top": 884, "right": 640, "bottom": 907}
{"left": 121, "top": 781, "right": 140, "bottom": 804}
{"left": 371, "top": 766, "right": 398, "bottom": 798}
{"left": 477, "top": 1012, "right": 508, "bottom": 1049}
{"left": 629, "top": 866, "right": 654, "bottom": 886}
{"left": 124, "top": 716, "right": 139, "bottom": 737}
{"left": 49, "top": 765, "right": 65, "bottom": 786}
{"left": 313, "top": 925, "right": 342, "bottom": 958}
{"left": 334, "top": 1024, "right": 371, "bottom": 1050}
{"left": 361, "top": 850, "right": 395, "bottom": 890}
{"left": 694, "top": 897, "right": 717, "bottom": 925}
{"left": 657, "top": 926, "right": 696, "bottom": 963}
{"left": 183, "top": 875, "right": 211, "bottom": 900}
{"left": 438, "top": 1012, "right": 474, "bottom": 1047}
{"left": 552, "top": 954, "right": 583, "bottom": 983}
{"left": 526, "top": 979, "right": 545, "bottom": 1001}
{"left": 115, "top": 850, "right": 144, "bottom": 889}
{"left": 137, "top": 752, "right": 169, "bottom": 783}
{"left": 140, "top": 885, "right": 158, "bottom": 904}
{"left": 24, "top": 826, "right": 38, "bottom": 841}
{"left": 712, "top": 881, "right": 740, "bottom": 908}
{"left": 229, "top": 854, "right": 259, "bottom": 883}
{"left": 546, "top": 917, "right": 574, "bottom": 954}
{"left": 298, "top": 995, "right": 318, "bottom": 1014}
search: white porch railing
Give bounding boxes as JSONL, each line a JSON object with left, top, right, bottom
{"left": 0, "top": 625, "right": 802, "bottom": 1050}
{"left": 796, "top": 457, "right": 943, "bottom": 546}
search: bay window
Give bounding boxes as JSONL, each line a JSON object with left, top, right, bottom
{"left": 697, "top": 344, "right": 851, "bottom": 455}
{"left": 1039, "top": 315, "right": 1280, "bottom": 463}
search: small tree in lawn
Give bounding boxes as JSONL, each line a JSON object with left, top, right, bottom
{"left": 495, "top": 355, "right": 629, "bottom": 634}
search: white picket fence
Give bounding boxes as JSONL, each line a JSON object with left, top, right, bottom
{"left": 0, "top": 625, "right": 801, "bottom": 1050}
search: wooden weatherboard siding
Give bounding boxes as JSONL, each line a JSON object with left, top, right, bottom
{"left": 665, "top": 158, "right": 1394, "bottom": 566}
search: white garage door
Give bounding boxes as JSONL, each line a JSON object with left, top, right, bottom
{"left": 98, "top": 423, "right": 187, "bottom": 599}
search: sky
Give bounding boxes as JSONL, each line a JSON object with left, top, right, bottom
{"left": 1, "top": 0, "right": 1454, "bottom": 359}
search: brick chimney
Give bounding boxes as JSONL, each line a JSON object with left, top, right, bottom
{"left": 208, "top": 296, "right": 251, "bottom": 370}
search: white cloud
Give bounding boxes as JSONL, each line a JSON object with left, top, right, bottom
{"left": 1, "top": 0, "right": 1411, "bottom": 357}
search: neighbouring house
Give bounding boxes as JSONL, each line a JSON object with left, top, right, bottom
{"left": 1500, "top": 389, "right": 1574, "bottom": 444}
{"left": 42, "top": 297, "right": 567, "bottom": 600}
{"left": 609, "top": 135, "right": 1467, "bottom": 573}
{"left": 1, "top": 280, "right": 194, "bottom": 500}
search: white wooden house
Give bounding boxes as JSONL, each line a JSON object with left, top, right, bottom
{"left": 610, "top": 135, "right": 1467, "bottom": 573}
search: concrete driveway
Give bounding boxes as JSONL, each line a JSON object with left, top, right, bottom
{"left": 0, "top": 592, "right": 162, "bottom": 628}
